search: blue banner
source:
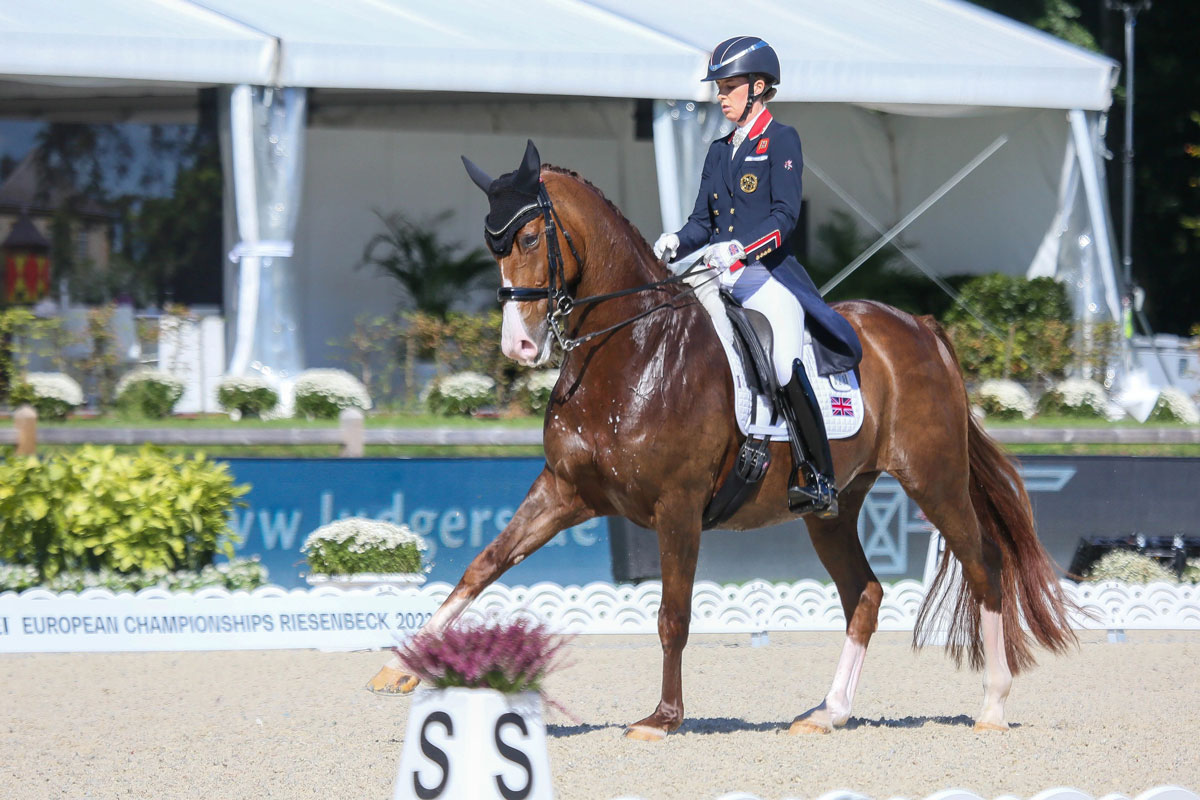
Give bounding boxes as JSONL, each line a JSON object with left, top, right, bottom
{"left": 222, "top": 458, "right": 610, "bottom": 589}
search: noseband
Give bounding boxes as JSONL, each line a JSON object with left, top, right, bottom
{"left": 496, "top": 184, "right": 710, "bottom": 351}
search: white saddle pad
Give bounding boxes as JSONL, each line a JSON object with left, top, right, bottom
{"left": 716, "top": 321, "right": 864, "bottom": 442}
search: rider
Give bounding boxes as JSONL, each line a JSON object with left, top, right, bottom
{"left": 653, "top": 36, "right": 861, "bottom": 517}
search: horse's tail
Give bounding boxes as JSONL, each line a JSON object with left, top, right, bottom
{"left": 917, "top": 318, "right": 1078, "bottom": 675}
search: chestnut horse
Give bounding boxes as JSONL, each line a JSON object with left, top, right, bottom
{"left": 369, "top": 156, "right": 1076, "bottom": 740}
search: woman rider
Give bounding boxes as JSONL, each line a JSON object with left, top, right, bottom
{"left": 653, "top": 36, "right": 861, "bottom": 517}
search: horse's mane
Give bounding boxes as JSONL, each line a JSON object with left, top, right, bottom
{"left": 541, "top": 164, "right": 661, "bottom": 267}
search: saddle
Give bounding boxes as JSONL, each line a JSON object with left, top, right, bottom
{"left": 702, "top": 291, "right": 838, "bottom": 527}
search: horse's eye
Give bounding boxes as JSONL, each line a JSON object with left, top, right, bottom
{"left": 520, "top": 232, "right": 539, "bottom": 250}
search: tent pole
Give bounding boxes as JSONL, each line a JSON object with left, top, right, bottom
{"left": 819, "top": 135, "right": 1008, "bottom": 296}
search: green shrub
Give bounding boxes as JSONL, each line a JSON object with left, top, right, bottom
{"left": 0, "top": 445, "right": 248, "bottom": 579}
{"left": 942, "top": 274, "right": 1075, "bottom": 381}
{"left": 293, "top": 368, "right": 372, "bottom": 419}
{"left": 115, "top": 368, "right": 184, "bottom": 418}
{"left": 9, "top": 372, "right": 84, "bottom": 419}
{"left": 1037, "top": 377, "right": 1109, "bottom": 419}
{"left": 1147, "top": 387, "right": 1200, "bottom": 424}
{"left": 514, "top": 369, "right": 560, "bottom": 414}
{"left": 217, "top": 375, "right": 279, "bottom": 419}
{"left": 0, "top": 558, "right": 269, "bottom": 593}
{"left": 425, "top": 371, "right": 496, "bottom": 416}
{"left": 301, "top": 518, "right": 427, "bottom": 575}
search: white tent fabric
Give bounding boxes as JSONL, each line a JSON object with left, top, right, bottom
{"left": 219, "top": 86, "right": 308, "bottom": 404}
{"left": 0, "top": 0, "right": 1124, "bottom": 382}
{"left": 0, "top": 0, "right": 276, "bottom": 88}
{"left": 1, "top": 0, "right": 1115, "bottom": 109}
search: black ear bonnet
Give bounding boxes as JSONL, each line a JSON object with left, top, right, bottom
{"left": 462, "top": 139, "right": 543, "bottom": 256}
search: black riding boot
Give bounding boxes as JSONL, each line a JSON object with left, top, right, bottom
{"left": 779, "top": 358, "right": 838, "bottom": 518}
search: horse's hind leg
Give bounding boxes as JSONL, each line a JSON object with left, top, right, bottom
{"left": 790, "top": 473, "right": 882, "bottom": 734}
{"left": 893, "top": 465, "right": 1013, "bottom": 731}
{"left": 367, "top": 467, "right": 594, "bottom": 694}
{"left": 625, "top": 507, "right": 702, "bottom": 741}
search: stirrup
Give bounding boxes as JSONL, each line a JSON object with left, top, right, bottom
{"left": 788, "top": 471, "right": 839, "bottom": 519}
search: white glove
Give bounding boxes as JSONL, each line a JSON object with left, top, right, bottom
{"left": 704, "top": 240, "right": 745, "bottom": 273}
{"left": 653, "top": 232, "right": 680, "bottom": 261}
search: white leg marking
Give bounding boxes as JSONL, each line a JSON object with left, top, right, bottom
{"left": 978, "top": 607, "right": 1013, "bottom": 729}
{"left": 824, "top": 637, "right": 867, "bottom": 726}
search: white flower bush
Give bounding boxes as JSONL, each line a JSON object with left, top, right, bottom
{"left": 973, "top": 379, "right": 1035, "bottom": 420}
{"left": 1087, "top": 550, "right": 1178, "bottom": 584}
{"left": 301, "top": 517, "right": 428, "bottom": 575}
{"left": 514, "top": 368, "right": 560, "bottom": 414}
{"left": 15, "top": 372, "right": 84, "bottom": 419}
{"left": 1037, "top": 377, "right": 1109, "bottom": 419}
{"left": 1148, "top": 387, "right": 1200, "bottom": 424}
{"left": 115, "top": 368, "right": 185, "bottom": 418}
{"left": 293, "top": 368, "right": 372, "bottom": 419}
{"left": 425, "top": 370, "right": 496, "bottom": 416}
{"left": 216, "top": 374, "right": 279, "bottom": 420}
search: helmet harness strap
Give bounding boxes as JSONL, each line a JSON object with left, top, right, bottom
{"left": 737, "top": 73, "right": 766, "bottom": 125}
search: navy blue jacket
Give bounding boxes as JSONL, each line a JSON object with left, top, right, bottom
{"left": 674, "top": 110, "right": 862, "bottom": 376}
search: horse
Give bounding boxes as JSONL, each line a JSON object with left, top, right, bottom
{"left": 367, "top": 145, "right": 1077, "bottom": 740}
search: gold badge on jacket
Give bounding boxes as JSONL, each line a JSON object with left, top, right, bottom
{"left": 740, "top": 173, "right": 758, "bottom": 193}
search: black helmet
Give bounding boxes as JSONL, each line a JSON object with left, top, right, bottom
{"left": 702, "top": 36, "right": 780, "bottom": 85}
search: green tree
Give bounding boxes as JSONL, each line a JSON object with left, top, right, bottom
{"left": 358, "top": 210, "right": 498, "bottom": 318}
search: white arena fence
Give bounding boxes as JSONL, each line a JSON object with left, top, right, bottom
{"left": 610, "top": 788, "right": 1199, "bottom": 800}
{"left": 1, "top": 576, "right": 1197, "bottom": 653}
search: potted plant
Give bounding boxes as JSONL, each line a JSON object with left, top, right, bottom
{"left": 391, "top": 616, "right": 570, "bottom": 800}
{"left": 301, "top": 517, "right": 428, "bottom": 589}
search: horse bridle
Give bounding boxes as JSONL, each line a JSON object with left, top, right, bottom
{"left": 496, "top": 184, "right": 712, "bottom": 351}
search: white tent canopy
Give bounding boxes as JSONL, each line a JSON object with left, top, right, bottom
{"left": 0, "top": 0, "right": 1123, "bottom": 395}
{"left": 1, "top": 0, "right": 1115, "bottom": 108}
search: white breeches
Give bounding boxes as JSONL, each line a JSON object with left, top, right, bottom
{"left": 735, "top": 270, "right": 805, "bottom": 386}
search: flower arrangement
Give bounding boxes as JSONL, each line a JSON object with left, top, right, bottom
{"left": 0, "top": 557, "right": 269, "bottom": 594}
{"left": 1147, "top": 387, "right": 1200, "bottom": 424}
{"left": 972, "top": 378, "right": 1035, "bottom": 420}
{"left": 514, "top": 368, "right": 560, "bottom": 414}
{"left": 301, "top": 517, "right": 427, "bottom": 576}
{"left": 115, "top": 368, "right": 185, "bottom": 418}
{"left": 1037, "top": 377, "right": 1109, "bottom": 419}
{"left": 293, "top": 368, "right": 372, "bottom": 419}
{"left": 1086, "top": 550, "right": 1179, "bottom": 583}
{"left": 395, "top": 616, "right": 572, "bottom": 694}
{"left": 216, "top": 374, "right": 279, "bottom": 420}
{"left": 10, "top": 372, "right": 84, "bottom": 419}
{"left": 425, "top": 370, "right": 496, "bottom": 416}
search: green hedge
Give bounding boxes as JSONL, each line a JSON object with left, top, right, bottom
{"left": 0, "top": 445, "right": 248, "bottom": 579}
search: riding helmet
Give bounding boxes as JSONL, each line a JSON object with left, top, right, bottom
{"left": 703, "top": 36, "right": 780, "bottom": 85}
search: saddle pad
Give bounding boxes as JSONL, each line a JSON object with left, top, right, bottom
{"left": 718, "top": 326, "right": 864, "bottom": 442}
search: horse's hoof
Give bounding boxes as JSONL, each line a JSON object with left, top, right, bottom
{"left": 365, "top": 666, "right": 420, "bottom": 695}
{"left": 788, "top": 717, "right": 832, "bottom": 735}
{"left": 624, "top": 724, "right": 668, "bottom": 742}
{"left": 973, "top": 720, "right": 1008, "bottom": 732}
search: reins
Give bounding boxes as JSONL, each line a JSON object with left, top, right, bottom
{"left": 496, "top": 184, "right": 716, "bottom": 351}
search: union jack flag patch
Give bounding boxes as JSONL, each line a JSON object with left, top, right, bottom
{"left": 784, "top": 159, "right": 794, "bottom": 170}
{"left": 830, "top": 396, "right": 853, "bottom": 416}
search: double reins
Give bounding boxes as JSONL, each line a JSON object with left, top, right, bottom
{"left": 495, "top": 184, "right": 715, "bottom": 351}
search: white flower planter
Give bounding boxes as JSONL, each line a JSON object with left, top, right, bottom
{"left": 394, "top": 687, "right": 551, "bottom": 800}
{"left": 304, "top": 573, "right": 426, "bottom": 590}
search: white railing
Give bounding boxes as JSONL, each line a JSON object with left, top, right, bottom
{"left": 2, "top": 577, "right": 1197, "bottom": 653}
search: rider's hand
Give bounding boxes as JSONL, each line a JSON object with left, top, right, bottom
{"left": 704, "top": 240, "right": 745, "bottom": 273}
{"left": 653, "top": 232, "right": 680, "bottom": 261}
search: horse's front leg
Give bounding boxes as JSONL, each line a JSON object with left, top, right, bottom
{"left": 367, "top": 468, "right": 593, "bottom": 694}
{"left": 625, "top": 509, "right": 702, "bottom": 741}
